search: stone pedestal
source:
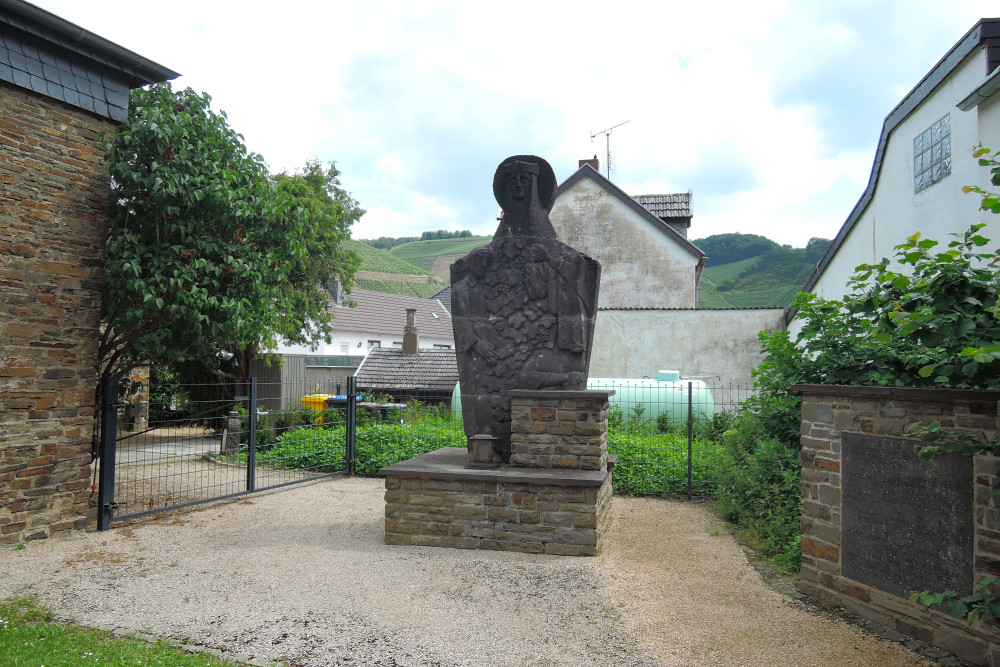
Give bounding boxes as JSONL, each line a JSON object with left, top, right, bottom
{"left": 380, "top": 390, "right": 614, "bottom": 556}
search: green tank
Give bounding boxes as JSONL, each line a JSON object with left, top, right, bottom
{"left": 587, "top": 370, "right": 714, "bottom": 426}
{"left": 449, "top": 370, "right": 714, "bottom": 426}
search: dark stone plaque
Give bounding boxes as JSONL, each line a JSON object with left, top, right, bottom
{"left": 841, "top": 433, "right": 974, "bottom": 599}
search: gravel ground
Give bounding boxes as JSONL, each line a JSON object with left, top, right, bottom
{"left": 0, "top": 475, "right": 935, "bottom": 666}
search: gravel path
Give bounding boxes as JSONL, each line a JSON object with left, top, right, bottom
{"left": 0, "top": 476, "right": 933, "bottom": 666}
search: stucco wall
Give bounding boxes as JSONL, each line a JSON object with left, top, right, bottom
{"left": 589, "top": 308, "right": 785, "bottom": 388}
{"left": 0, "top": 82, "right": 115, "bottom": 543}
{"left": 809, "top": 43, "right": 1000, "bottom": 308}
{"left": 550, "top": 176, "right": 699, "bottom": 308}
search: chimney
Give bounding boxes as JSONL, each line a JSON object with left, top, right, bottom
{"left": 403, "top": 308, "right": 419, "bottom": 354}
{"left": 579, "top": 155, "right": 599, "bottom": 171}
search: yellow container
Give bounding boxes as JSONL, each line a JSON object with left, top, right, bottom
{"left": 300, "top": 394, "right": 333, "bottom": 411}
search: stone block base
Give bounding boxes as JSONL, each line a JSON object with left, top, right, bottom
{"left": 380, "top": 447, "right": 613, "bottom": 556}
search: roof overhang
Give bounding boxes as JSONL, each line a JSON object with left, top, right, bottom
{"left": 791, "top": 18, "right": 1000, "bottom": 324}
{"left": 957, "top": 64, "right": 1000, "bottom": 110}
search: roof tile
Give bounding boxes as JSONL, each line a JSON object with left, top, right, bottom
{"left": 355, "top": 348, "right": 458, "bottom": 392}
{"left": 633, "top": 193, "right": 691, "bottom": 218}
{"left": 333, "top": 289, "right": 453, "bottom": 340}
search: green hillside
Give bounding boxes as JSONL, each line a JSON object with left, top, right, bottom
{"left": 388, "top": 236, "right": 492, "bottom": 278}
{"left": 346, "top": 239, "right": 448, "bottom": 298}
{"left": 349, "top": 231, "right": 825, "bottom": 309}
{"left": 347, "top": 239, "right": 436, "bottom": 276}
{"left": 695, "top": 235, "right": 830, "bottom": 308}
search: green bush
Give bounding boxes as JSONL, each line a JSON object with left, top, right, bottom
{"left": 258, "top": 426, "right": 345, "bottom": 471}
{"left": 256, "top": 410, "right": 465, "bottom": 475}
{"left": 609, "top": 431, "right": 723, "bottom": 496}
{"left": 354, "top": 420, "right": 464, "bottom": 475}
{"left": 715, "top": 427, "right": 801, "bottom": 572}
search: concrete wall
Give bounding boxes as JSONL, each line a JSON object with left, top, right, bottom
{"left": 0, "top": 82, "right": 115, "bottom": 543}
{"left": 589, "top": 308, "right": 785, "bottom": 388}
{"left": 550, "top": 175, "right": 700, "bottom": 308}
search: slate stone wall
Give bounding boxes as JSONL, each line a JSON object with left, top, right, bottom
{"left": 795, "top": 384, "right": 1000, "bottom": 666}
{"left": 0, "top": 81, "right": 114, "bottom": 544}
{"left": 383, "top": 391, "right": 614, "bottom": 556}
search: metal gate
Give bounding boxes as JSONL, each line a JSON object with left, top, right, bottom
{"left": 97, "top": 376, "right": 357, "bottom": 530}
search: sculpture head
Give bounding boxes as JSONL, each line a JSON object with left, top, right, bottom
{"left": 468, "top": 247, "right": 491, "bottom": 278}
{"left": 492, "top": 155, "right": 556, "bottom": 215}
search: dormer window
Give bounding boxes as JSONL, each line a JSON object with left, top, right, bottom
{"left": 914, "top": 114, "right": 951, "bottom": 193}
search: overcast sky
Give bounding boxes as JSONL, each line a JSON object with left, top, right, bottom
{"left": 31, "top": 0, "right": 1000, "bottom": 245}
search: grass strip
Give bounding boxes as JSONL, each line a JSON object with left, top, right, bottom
{"left": 0, "top": 597, "right": 257, "bottom": 667}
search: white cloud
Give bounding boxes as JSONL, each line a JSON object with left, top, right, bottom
{"left": 27, "top": 0, "right": 1000, "bottom": 245}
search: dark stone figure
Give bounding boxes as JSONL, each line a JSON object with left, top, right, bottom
{"left": 451, "top": 155, "right": 601, "bottom": 463}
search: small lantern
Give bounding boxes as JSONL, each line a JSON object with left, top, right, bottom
{"left": 467, "top": 433, "right": 500, "bottom": 469}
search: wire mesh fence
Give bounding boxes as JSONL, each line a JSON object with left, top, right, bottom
{"left": 99, "top": 372, "right": 755, "bottom": 528}
{"left": 589, "top": 380, "right": 755, "bottom": 499}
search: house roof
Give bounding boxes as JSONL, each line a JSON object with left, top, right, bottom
{"left": 431, "top": 285, "right": 452, "bottom": 314}
{"left": 633, "top": 193, "right": 691, "bottom": 220}
{"left": 555, "top": 164, "right": 706, "bottom": 262}
{"left": 0, "top": 0, "right": 178, "bottom": 122}
{"left": 355, "top": 348, "right": 458, "bottom": 392}
{"left": 333, "top": 289, "right": 453, "bottom": 340}
{"left": 797, "top": 18, "right": 1000, "bottom": 316}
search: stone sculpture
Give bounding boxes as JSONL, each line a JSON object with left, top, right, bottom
{"left": 451, "top": 155, "right": 601, "bottom": 463}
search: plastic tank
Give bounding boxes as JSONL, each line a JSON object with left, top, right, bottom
{"left": 449, "top": 370, "right": 714, "bottom": 426}
{"left": 587, "top": 370, "right": 714, "bottom": 426}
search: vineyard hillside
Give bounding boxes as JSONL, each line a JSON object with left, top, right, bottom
{"left": 346, "top": 239, "right": 448, "bottom": 299}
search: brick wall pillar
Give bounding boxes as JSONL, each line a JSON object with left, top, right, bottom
{"left": 508, "top": 390, "right": 611, "bottom": 470}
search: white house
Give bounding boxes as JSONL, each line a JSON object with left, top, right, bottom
{"left": 794, "top": 19, "right": 1000, "bottom": 331}
{"left": 549, "top": 162, "right": 707, "bottom": 309}
{"left": 261, "top": 290, "right": 454, "bottom": 390}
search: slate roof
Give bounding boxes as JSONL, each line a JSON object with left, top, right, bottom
{"left": 0, "top": 0, "right": 178, "bottom": 122}
{"left": 633, "top": 193, "right": 691, "bottom": 219}
{"left": 334, "top": 289, "right": 453, "bottom": 340}
{"left": 355, "top": 348, "right": 458, "bottom": 392}
{"left": 431, "top": 285, "right": 452, "bottom": 313}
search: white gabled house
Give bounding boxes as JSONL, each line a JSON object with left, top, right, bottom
{"left": 794, "top": 18, "right": 1000, "bottom": 331}
{"left": 549, "top": 161, "right": 707, "bottom": 309}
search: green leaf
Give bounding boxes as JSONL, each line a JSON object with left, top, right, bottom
{"left": 945, "top": 598, "right": 969, "bottom": 619}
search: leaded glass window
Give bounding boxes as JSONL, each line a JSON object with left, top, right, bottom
{"left": 914, "top": 114, "right": 951, "bottom": 193}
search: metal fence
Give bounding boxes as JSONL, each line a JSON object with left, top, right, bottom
{"left": 97, "top": 376, "right": 357, "bottom": 529}
{"left": 589, "top": 381, "right": 754, "bottom": 499}
{"left": 97, "top": 373, "right": 753, "bottom": 529}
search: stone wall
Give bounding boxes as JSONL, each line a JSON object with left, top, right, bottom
{"left": 0, "top": 82, "right": 114, "bottom": 544}
{"left": 384, "top": 467, "right": 613, "bottom": 556}
{"left": 509, "top": 390, "right": 608, "bottom": 471}
{"left": 382, "top": 391, "right": 615, "bottom": 556}
{"left": 795, "top": 384, "right": 1000, "bottom": 666}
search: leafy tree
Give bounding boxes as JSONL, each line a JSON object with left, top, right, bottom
{"left": 100, "top": 83, "right": 306, "bottom": 395}
{"left": 366, "top": 235, "right": 419, "bottom": 250}
{"left": 222, "top": 160, "right": 364, "bottom": 384}
{"left": 692, "top": 232, "right": 779, "bottom": 266}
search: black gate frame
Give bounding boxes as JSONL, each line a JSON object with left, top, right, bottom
{"left": 98, "top": 376, "right": 357, "bottom": 530}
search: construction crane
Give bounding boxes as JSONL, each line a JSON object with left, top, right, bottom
{"left": 590, "top": 120, "right": 630, "bottom": 179}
